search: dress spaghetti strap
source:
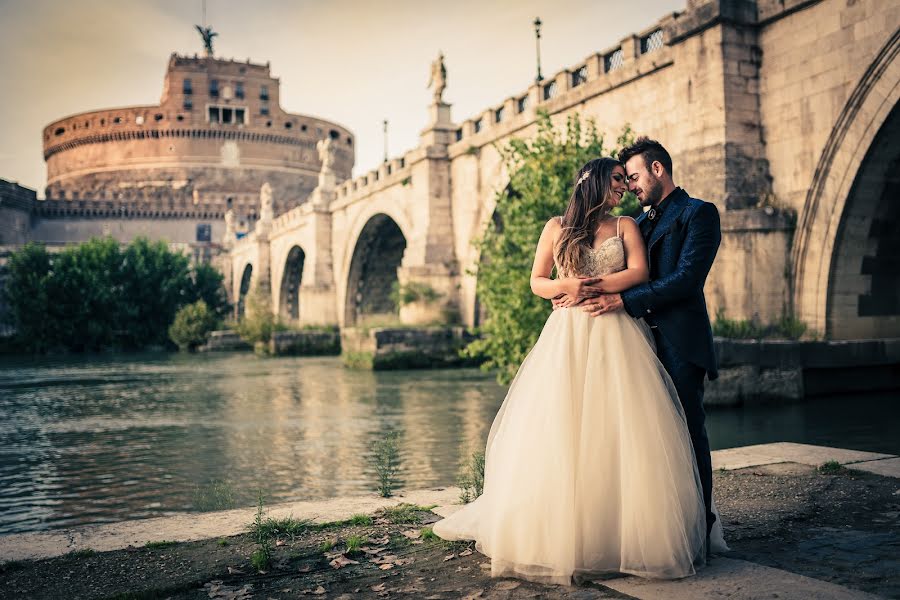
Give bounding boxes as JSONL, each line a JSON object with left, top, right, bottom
{"left": 616, "top": 216, "right": 622, "bottom": 238}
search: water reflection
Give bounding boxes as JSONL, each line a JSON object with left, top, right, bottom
{"left": 0, "top": 352, "right": 896, "bottom": 535}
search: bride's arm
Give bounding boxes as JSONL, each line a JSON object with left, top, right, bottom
{"left": 530, "top": 218, "right": 597, "bottom": 300}
{"left": 581, "top": 217, "right": 649, "bottom": 294}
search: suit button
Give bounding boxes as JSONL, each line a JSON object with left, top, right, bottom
{"left": 646, "top": 309, "right": 652, "bottom": 314}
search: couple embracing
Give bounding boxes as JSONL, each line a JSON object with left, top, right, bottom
{"left": 433, "top": 138, "right": 729, "bottom": 584}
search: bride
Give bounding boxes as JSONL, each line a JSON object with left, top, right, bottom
{"left": 433, "top": 157, "right": 723, "bottom": 585}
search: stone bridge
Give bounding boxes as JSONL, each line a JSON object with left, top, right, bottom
{"left": 225, "top": 0, "right": 899, "bottom": 340}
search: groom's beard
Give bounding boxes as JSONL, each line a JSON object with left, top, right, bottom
{"left": 640, "top": 176, "right": 665, "bottom": 207}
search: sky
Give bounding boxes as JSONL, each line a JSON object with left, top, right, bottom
{"left": 0, "top": 0, "right": 686, "bottom": 194}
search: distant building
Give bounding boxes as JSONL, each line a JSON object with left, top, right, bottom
{"left": 28, "top": 52, "right": 354, "bottom": 252}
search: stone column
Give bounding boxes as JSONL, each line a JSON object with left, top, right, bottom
{"left": 398, "top": 100, "right": 461, "bottom": 326}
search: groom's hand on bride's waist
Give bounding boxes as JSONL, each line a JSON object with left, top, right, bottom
{"left": 581, "top": 293, "right": 624, "bottom": 317}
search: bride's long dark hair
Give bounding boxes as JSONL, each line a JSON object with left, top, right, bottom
{"left": 554, "top": 157, "right": 621, "bottom": 276}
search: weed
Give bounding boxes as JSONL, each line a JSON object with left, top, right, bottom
{"left": 249, "top": 491, "right": 272, "bottom": 571}
{"left": 256, "top": 516, "right": 311, "bottom": 539}
{"left": 818, "top": 460, "right": 846, "bottom": 474}
{"left": 380, "top": 503, "right": 424, "bottom": 524}
{"left": 348, "top": 514, "right": 373, "bottom": 526}
{"left": 458, "top": 450, "right": 486, "bottom": 504}
{"left": 191, "top": 479, "right": 236, "bottom": 512}
{"left": 144, "top": 540, "right": 177, "bottom": 550}
{"left": 217, "top": 538, "right": 229, "bottom": 547}
{"left": 67, "top": 548, "right": 96, "bottom": 559}
{"left": 372, "top": 431, "right": 401, "bottom": 497}
{"left": 345, "top": 534, "right": 365, "bottom": 554}
{"left": 319, "top": 538, "right": 336, "bottom": 552}
{"left": 420, "top": 527, "right": 439, "bottom": 541}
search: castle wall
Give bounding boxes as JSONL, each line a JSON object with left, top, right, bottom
{"left": 41, "top": 55, "right": 355, "bottom": 219}
{"left": 0, "top": 180, "right": 35, "bottom": 246}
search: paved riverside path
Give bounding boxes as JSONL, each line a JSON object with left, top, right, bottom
{"left": 2, "top": 442, "right": 898, "bottom": 599}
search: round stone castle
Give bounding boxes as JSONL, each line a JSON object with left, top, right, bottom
{"left": 42, "top": 52, "right": 354, "bottom": 219}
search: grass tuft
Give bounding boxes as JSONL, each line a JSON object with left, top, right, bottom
{"left": 144, "top": 540, "right": 177, "bottom": 550}
{"left": 818, "top": 460, "right": 846, "bottom": 474}
{"left": 67, "top": 548, "right": 96, "bottom": 559}
{"left": 380, "top": 503, "right": 426, "bottom": 524}
{"left": 420, "top": 527, "right": 439, "bottom": 541}
{"left": 345, "top": 534, "right": 365, "bottom": 554}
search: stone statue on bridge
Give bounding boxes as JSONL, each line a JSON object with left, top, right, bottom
{"left": 427, "top": 52, "right": 447, "bottom": 105}
{"left": 223, "top": 208, "right": 235, "bottom": 247}
{"left": 316, "top": 137, "right": 337, "bottom": 174}
{"left": 259, "top": 182, "right": 274, "bottom": 225}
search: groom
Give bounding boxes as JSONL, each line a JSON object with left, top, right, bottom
{"left": 579, "top": 137, "right": 721, "bottom": 538}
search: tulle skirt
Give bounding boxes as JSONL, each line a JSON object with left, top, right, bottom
{"left": 433, "top": 308, "right": 712, "bottom": 585}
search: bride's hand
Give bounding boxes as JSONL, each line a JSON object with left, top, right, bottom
{"left": 552, "top": 293, "right": 578, "bottom": 309}
{"left": 560, "top": 276, "right": 603, "bottom": 300}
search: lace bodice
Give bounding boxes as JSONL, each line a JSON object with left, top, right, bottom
{"left": 556, "top": 235, "right": 626, "bottom": 278}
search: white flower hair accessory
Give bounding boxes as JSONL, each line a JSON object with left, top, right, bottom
{"left": 576, "top": 170, "right": 591, "bottom": 187}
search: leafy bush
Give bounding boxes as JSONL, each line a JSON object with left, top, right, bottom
{"left": 712, "top": 308, "right": 810, "bottom": 340}
{"left": 234, "top": 288, "right": 286, "bottom": 345}
{"left": 3, "top": 238, "right": 229, "bottom": 353}
{"left": 390, "top": 281, "right": 443, "bottom": 306}
{"left": 169, "top": 300, "right": 219, "bottom": 351}
{"left": 462, "top": 110, "right": 636, "bottom": 383}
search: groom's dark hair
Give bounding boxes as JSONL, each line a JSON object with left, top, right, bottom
{"left": 619, "top": 137, "right": 673, "bottom": 178}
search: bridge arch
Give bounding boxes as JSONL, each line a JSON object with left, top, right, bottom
{"left": 344, "top": 213, "right": 408, "bottom": 326}
{"left": 792, "top": 31, "right": 900, "bottom": 338}
{"left": 279, "top": 245, "right": 306, "bottom": 321}
{"left": 237, "top": 263, "right": 253, "bottom": 318}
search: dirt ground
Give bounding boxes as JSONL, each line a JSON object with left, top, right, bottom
{"left": 1, "top": 464, "right": 898, "bottom": 600}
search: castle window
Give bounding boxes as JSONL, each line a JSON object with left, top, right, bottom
{"left": 604, "top": 48, "right": 624, "bottom": 72}
{"left": 235, "top": 108, "right": 246, "bottom": 125}
{"left": 266, "top": 120, "right": 272, "bottom": 127}
{"left": 285, "top": 122, "right": 292, "bottom": 129}
{"left": 516, "top": 95, "right": 528, "bottom": 112}
{"left": 101, "top": 119, "right": 106, "bottom": 125}
{"left": 301, "top": 124, "right": 308, "bottom": 132}
{"left": 113, "top": 116, "right": 122, "bottom": 124}
{"left": 222, "top": 108, "right": 233, "bottom": 124}
{"left": 183, "top": 98, "right": 193, "bottom": 110}
{"left": 260, "top": 85, "right": 269, "bottom": 101}
{"left": 330, "top": 129, "right": 339, "bottom": 139}
{"left": 640, "top": 29, "right": 664, "bottom": 54}
{"left": 495, "top": 106, "right": 505, "bottom": 123}
{"left": 456, "top": 129, "right": 463, "bottom": 141}
{"left": 236, "top": 82, "right": 245, "bottom": 99}
{"left": 572, "top": 65, "right": 588, "bottom": 87}
{"left": 176, "top": 115, "right": 184, "bottom": 121}
{"left": 260, "top": 106, "right": 269, "bottom": 116}
{"left": 135, "top": 115, "right": 145, "bottom": 125}
{"left": 154, "top": 113, "right": 164, "bottom": 121}
{"left": 210, "top": 79, "right": 219, "bottom": 97}
{"left": 209, "top": 106, "right": 220, "bottom": 123}
{"left": 543, "top": 81, "right": 557, "bottom": 100}
{"left": 54, "top": 127, "right": 65, "bottom": 136}
{"left": 183, "top": 78, "right": 192, "bottom": 94}
{"left": 348, "top": 137, "right": 353, "bottom": 146}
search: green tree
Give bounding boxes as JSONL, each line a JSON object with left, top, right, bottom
{"left": 463, "top": 110, "right": 636, "bottom": 383}
{"left": 189, "top": 262, "right": 230, "bottom": 319}
{"left": 169, "top": 300, "right": 219, "bottom": 351}
{"left": 3, "top": 243, "right": 53, "bottom": 352}
{"left": 4, "top": 237, "right": 229, "bottom": 353}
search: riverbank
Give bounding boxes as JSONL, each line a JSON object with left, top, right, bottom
{"left": 2, "top": 442, "right": 897, "bottom": 599}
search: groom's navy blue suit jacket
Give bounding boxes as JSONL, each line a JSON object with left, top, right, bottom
{"left": 621, "top": 187, "right": 721, "bottom": 380}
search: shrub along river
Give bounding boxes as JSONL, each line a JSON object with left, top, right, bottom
{"left": 1, "top": 352, "right": 897, "bottom": 534}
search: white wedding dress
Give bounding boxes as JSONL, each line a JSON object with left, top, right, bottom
{"left": 433, "top": 229, "right": 725, "bottom": 585}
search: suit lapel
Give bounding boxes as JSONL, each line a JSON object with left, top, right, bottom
{"left": 647, "top": 190, "right": 689, "bottom": 250}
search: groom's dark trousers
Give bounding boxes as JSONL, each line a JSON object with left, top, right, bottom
{"left": 621, "top": 187, "right": 721, "bottom": 535}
